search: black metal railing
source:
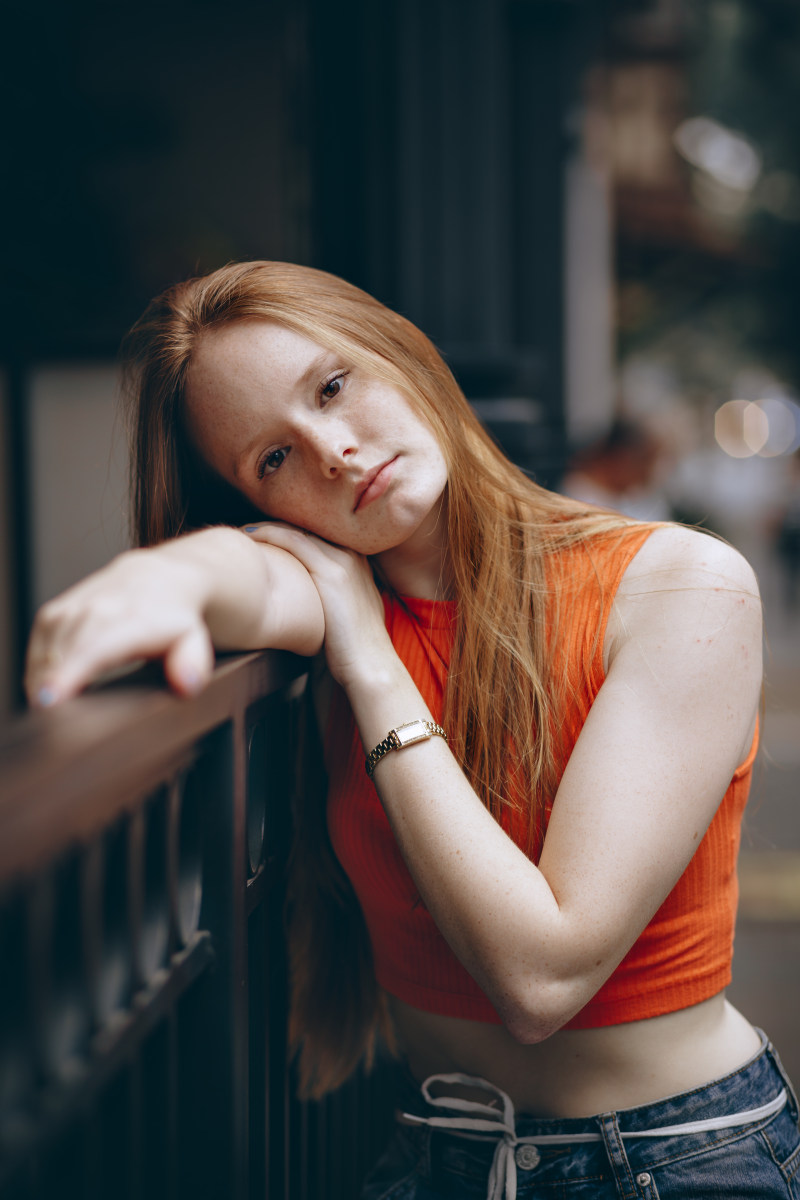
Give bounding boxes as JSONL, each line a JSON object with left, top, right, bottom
{"left": 0, "top": 652, "right": 394, "bottom": 1199}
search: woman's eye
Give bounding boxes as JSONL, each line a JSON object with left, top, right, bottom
{"left": 257, "top": 446, "right": 289, "bottom": 479}
{"left": 321, "top": 372, "right": 348, "bottom": 401}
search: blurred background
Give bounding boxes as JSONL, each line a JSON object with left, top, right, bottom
{"left": 1, "top": 0, "right": 798, "bottom": 1064}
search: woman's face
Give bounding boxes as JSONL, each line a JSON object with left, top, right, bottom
{"left": 184, "top": 320, "right": 449, "bottom": 556}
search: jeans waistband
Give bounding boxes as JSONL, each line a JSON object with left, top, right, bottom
{"left": 397, "top": 1031, "right": 795, "bottom": 1200}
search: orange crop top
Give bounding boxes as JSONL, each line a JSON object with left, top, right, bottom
{"left": 325, "top": 525, "right": 758, "bottom": 1028}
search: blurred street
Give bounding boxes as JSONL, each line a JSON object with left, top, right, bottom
{"left": 729, "top": 555, "right": 800, "bottom": 1083}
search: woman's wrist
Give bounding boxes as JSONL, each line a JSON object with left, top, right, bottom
{"left": 336, "top": 644, "right": 410, "bottom": 701}
{"left": 145, "top": 534, "right": 220, "bottom": 612}
{"left": 148, "top": 525, "right": 325, "bottom": 655}
{"left": 341, "top": 656, "right": 439, "bottom": 754}
{"left": 147, "top": 526, "right": 266, "bottom": 627}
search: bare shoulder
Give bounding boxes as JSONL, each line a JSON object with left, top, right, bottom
{"left": 617, "top": 523, "right": 760, "bottom": 600}
{"left": 606, "top": 524, "right": 762, "bottom": 693}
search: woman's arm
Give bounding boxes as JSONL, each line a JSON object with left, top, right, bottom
{"left": 248, "top": 523, "right": 761, "bottom": 1043}
{"left": 25, "top": 526, "right": 325, "bottom": 705}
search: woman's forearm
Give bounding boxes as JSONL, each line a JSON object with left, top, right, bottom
{"left": 25, "top": 525, "right": 324, "bottom": 705}
{"left": 342, "top": 651, "right": 573, "bottom": 1043}
{"left": 154, "top": 526, "right": 325, "bottom": 654}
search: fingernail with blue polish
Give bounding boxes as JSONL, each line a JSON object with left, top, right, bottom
{"left": 37, "top": 686, "right": 58, "bottom": 707}
{"left": 182, "top": 670, "right": 201, "bottom": 694}
{"left": 244, "top": 526, "right": 259, "bottom": 532}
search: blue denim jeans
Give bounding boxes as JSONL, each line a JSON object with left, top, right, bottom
{"left": 361, "top": 1034, "right": 800, "bottom": 1199}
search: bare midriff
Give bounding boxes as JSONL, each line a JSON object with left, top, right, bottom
{"left": 388, "top": 992, "right": 762, "bottom": 1117}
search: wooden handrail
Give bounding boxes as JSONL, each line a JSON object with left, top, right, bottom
{"left": 0, "top": 651, "right": 305, "bottom": 882}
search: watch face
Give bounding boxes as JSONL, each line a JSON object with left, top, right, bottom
{"left": 395, "top": 720, "right": 430, "bottom": 747}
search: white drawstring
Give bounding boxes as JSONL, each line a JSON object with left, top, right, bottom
{"left": 401, "top": 1073, "right": 788, "bottom": 1200}
{"left": 400, "top": 1073, "right": 543, "bottom": 1200}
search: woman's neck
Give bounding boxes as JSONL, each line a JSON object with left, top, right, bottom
{"left": 375, "top": 496, "right": 452, "bottom": 600}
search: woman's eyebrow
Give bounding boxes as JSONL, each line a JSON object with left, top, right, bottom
{"left": 295, "top": 350, "right": 335, "bottom": 391}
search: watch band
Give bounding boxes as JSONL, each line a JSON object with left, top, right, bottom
{"left": 365, "top": 719, "right": 448, "bottom": 777}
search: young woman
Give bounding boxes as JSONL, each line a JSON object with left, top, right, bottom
{"left": 26, "top": 262, "right": 800, "bottom": 1198}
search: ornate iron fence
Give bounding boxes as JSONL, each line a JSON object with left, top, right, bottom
{"left": 0, "top": 652, "right": 394, "bottom": 1199}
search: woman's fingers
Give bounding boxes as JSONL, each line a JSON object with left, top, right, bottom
{"left": 243, "top": 521, "right": 316, "bottom": 557}
{"left": 26, "top": 627, "right": 139, "bottom": 706}
{"left": 24, "top": 574, "right": 215, "bottom": 707}
{"left": 243, "top": 523, "right": 371, "bottom": 597}
{"left": 242, "top": 521, "right": 358, "bottom": 575}
{"left": 24, "top": 528, "right": 324, "bottom": 707}
{"left": 163, "top": 621, "right": 215, "bottom": 697}
{"left": 25, "top": 604, "right": 82, "bottom": 705}
{"left": 26, "top": 617, "right": 214, "bottom": 707}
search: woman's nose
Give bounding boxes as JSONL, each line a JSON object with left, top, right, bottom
{"left": 308, "top": 426, "right": 357, "bottom": 476}
{"left": 319, "top": 443, "right": 355, "bottom": 476}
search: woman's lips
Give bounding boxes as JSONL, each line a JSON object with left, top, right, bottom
{"left": 354, "top": 457, "right": 398, "bottom": 511}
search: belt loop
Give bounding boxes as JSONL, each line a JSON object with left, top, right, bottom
{"left": 597, "top": 1112, "right": 638, "bottom": 1199}
{"left": 765, "top": 1039, "right": 800, "bottom": 1124}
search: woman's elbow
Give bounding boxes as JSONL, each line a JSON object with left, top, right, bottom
{"left": 497, "top": 977, "right": 585, "bottom": 1045}
{"left": 503, "top": 1016, "right": 556, "bottom": 1045}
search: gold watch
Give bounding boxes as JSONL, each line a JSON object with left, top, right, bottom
{"left": 365, "top": 719, "right": 448, "bottom": 778}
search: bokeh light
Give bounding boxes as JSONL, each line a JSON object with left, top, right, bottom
{"left": 755, "top": 397, "right": 800, "bottom": 457}
{"left": 674, "top": 116, "right": 762, "bottom": 192}
{"left": 715, "top": 400, "right": 767, "bottom": 457}
{"left": 714, "top": 397, "right": 800, "bottom": 458}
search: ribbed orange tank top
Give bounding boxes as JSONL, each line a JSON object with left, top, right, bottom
{"left": 326, "top": 526, "right": 758, "bottom": 1028}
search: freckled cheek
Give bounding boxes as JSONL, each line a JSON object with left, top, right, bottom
{"left": 263, "top": 481, "right": 334, "bottom": 532}
{"left": 244, "top": 482, "right": 292, "bottom": 523}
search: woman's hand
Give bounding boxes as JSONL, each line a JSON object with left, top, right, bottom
{"left": 25, "top": 548, "right": 215, "bottom": 706}
{"left": 25, "top": 526, "right": 325, "bottom": 707}
{"left": 242, "top": 522, "right": 393, "bottom": 689}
